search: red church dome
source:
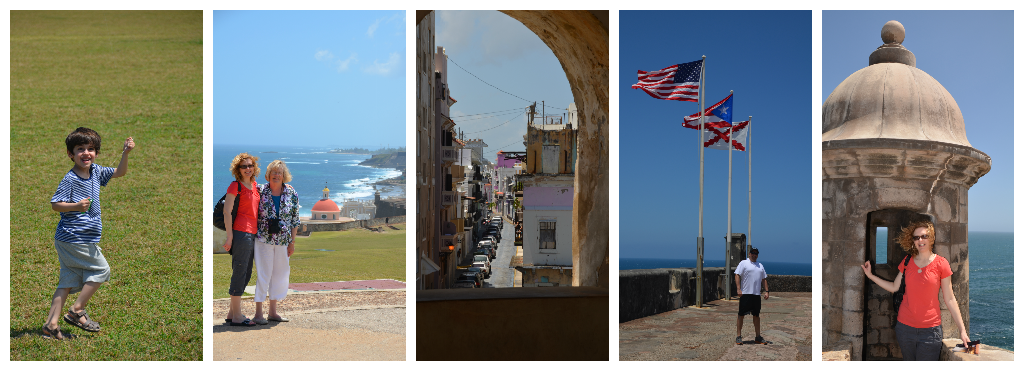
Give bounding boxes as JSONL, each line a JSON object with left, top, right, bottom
{"left": 312, "top": 198, "right": 340, "bottom": 212}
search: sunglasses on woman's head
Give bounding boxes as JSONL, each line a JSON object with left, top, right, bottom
{"left": 912, "top": 234, "right": 929, "bottom": 241}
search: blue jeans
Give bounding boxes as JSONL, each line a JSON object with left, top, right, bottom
{"left": 895, "top": 321, "right": 942, "bottom": 361}
{"left": 228, "top": 230, "right": 256, "bottom": 297}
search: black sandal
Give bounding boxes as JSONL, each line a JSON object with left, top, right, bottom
{"left": 229, "top": 319, "right": 257, "bottom": 327}
{"left": 64, "top": 309, "right": 101, "bottom": 332}
{"left": 42, "top": 324, "right": 65, "bottom": 340}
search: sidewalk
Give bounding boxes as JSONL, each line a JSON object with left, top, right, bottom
{"left": 213, "top": 284, "right": 406, "bottom": 361}
{"left": 619, "top": 292, "right": 812, "bottom": 361}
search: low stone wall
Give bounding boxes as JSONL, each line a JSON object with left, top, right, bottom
{"left": 302, "top": 215, "right": 405, "bottom": 233}
{"left": 620, "top": 268, "right": 811, "bottom": 323}
{"left": 418, "top": 287, "right": 608, "bottom": 360}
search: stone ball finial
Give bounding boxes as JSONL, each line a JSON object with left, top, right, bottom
{"left": 881, "top": 20, "right": 905, "bottom": 44}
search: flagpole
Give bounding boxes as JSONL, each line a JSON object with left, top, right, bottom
{"left": 726, "top": 90, "right": 733, "bottom": 300}
{"left": 748, "top": 116, "right": 753, "bottom": 257}
{"left": 697, "top": 55, "right": 706, "bottom": 308}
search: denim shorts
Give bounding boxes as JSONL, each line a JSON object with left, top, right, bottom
{"left": 227, "top": 230, "right": 256, "bottom": 297}
{"left": 895, "top": 321, "right": 942, "bottom": 361}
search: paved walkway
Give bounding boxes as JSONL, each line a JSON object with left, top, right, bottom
{"left": 619, "top": 292, "right": 812, "bottom": 361}
{"left": 213, "top": 284, "right": 406, "bottom": 361}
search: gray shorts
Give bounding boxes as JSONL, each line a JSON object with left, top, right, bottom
{"left": 54, "top": 239, "right": 111, "bottom": 294}
{"left": 228, "top": 230, "right": 256, "bottom": 297}
{"left": 895, "top": 321, "right": 943, "bottom": 361}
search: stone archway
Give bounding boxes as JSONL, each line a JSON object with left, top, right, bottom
{"left": 500, "top": 11, "right": 609, "bottom": 288}
{"left": 417, "top": 10, "right": 608, "bottom": 288}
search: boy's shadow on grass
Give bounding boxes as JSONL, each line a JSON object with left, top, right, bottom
{"left": 212, "top": 321, "right": 282, "bottom": 334}
{"left": 11, "top": 327, "right": 86, "bottom": 340}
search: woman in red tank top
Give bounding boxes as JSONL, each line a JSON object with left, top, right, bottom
{"left": 222, "top": 153, "right": 261, "bottom": 326}
{"left": 860, "top": 221, "right": 971, "bottom": 360}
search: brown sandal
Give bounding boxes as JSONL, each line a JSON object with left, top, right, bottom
{"left": 64, "top": 309, "right": 101, "bottom": 332}
{"left": 42, "top": 324, "right": 65, "bottom": 340}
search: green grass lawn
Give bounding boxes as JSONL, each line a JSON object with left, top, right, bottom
{"left": 212, "top": 225, "right": 406, "bottom": 299}
{"left": 9, "top": 11, "right": 202, "bottom": 361}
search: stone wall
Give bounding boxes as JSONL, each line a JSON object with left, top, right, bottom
{"left": 374, "top": 198, "right": 406, "bottom": 219}
{"left": 619, "top": 268, "right": 811, "bottom": 323}
{"left": 302, "top": 215, "right": 406, "bottom": 234}
{"left": 417, "top": 287, "right": 608, "bottom": 360}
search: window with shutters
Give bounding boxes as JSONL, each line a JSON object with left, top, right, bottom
{"left": 539, "top": 221, "right": 556, "bottom": 249}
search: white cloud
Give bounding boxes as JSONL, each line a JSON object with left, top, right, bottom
{"left": 316, "top": 49, "right": 357, "bottom": 72}
{"left": 367, "top": 17, "right": 383, "bottom": 38}
{"left": 315, "top": 49, "right": 334, "bottom": 61}
{"left": 337, "top": 53, "right": 358, "bottom": 72}
{"left": 363, "top": 52, "right": 401, "bottom": 75}
{"left": 436, "top": 10, "right": 544, "bottom": 66}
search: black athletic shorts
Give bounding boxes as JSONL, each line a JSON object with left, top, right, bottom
{"left": 738, "top": 294, "right": 761, "bottom": 316}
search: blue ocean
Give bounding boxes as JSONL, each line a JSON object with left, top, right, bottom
{"left": 964, "top": 232, "right": 1013, "bottom": 351}
{"left": 619, "top": 258, "right": 812, "bottom": 277}
{"left": 213, "top": 144, "right": 403, "bottom": 217}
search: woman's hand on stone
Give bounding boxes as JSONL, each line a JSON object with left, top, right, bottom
{"left": 860, "top": 261, "right": 873, "bottom": 277}
{"left": 960, "top": 330, "right": 971, "bottom": 349}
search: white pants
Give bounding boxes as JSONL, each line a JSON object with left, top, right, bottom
{"left": 254, "top": 240, "right": 290, "bottom": 302}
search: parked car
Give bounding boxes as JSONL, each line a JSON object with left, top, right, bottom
{"left": 482, "top": 235, "right": 497, "bottom": 246}
{"left": 474, "top": 246, "right": 493, "bottom": 260}
{"left": 458, "top": 272, "right": 482, "bottom": 287}
{"left": 465, "top": 266, "right": 487, "bottom": 282}
{"left": 472, "top": 255, "right": 491, "bottom": 277}
{"left": 453, "top": 279, "right": 477, "bottom": 289}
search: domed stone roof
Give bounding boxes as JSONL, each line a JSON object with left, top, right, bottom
{"left": 822, "top": 20, "right": 973, "bottom": 148}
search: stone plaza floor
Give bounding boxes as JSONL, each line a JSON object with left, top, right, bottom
{"left": 619, "top": 292, "right": 812, "bottom": 361}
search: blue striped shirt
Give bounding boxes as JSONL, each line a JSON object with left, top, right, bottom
{"left": 51, "top": 164, "right": 116, "bottom": 244}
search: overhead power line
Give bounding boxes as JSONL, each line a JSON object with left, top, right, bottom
{"left": 451, "top": 110, "right": 521, "bottom": 123}
{"left": 449, "top": 107, "right": 524, "bottom": 118}
{"left": 465, "top": 111, "right": 525, "bottom": 134}
{"left": 446, "top": 54, "right": 569, "bottom": 111}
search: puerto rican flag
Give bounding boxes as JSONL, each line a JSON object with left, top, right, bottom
{"left": 682, "top": 93, "right": 733, "bottom": 130}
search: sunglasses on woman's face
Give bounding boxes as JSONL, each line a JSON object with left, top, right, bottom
{"left": 912, "top": 234, "right": 929, "bottom": 241}
{"left": 239, "top": 164, "right": 254, "bottom": 169}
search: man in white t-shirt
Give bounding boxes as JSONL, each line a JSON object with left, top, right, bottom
{"left": 734, "top": 248, "right": 769, "bottom": 345}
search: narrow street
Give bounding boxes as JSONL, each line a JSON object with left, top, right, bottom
{"left": 482, "top": 216, "right": 515, "bottom": 288}
{"left": 457, "top": 213, "right": 516, "bottom": 288}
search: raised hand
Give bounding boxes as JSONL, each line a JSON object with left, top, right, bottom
{"left": 123, "top": 137, "right": 135, "bottom": 154}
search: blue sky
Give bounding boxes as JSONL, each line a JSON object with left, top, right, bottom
{"left": 619, "top": 11, "right": 812, "bottom": 264}
{"left": 213, "top": 10, "right": 405, "bottom": 148}
{"left": 435, "top": 10, "right": 575, "bottom": 160}
{"left": 823, "top": 11, "right": 1014, "bottom": 232}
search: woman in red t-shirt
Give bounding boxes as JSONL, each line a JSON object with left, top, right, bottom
{"left": 861, "top": 221, "right": 971, "bottom": 360}
{"left": 222, "top": 153, "right": 261, "bottom": 326}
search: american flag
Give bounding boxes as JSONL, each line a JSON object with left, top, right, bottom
{"left": 682, "top": 93, "right": 733, "bottom": 129}
{"left": 632, "top": 60, "right": 702, "bottom": 102}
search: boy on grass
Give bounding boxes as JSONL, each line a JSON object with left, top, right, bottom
{"left": 42, "top": 127, "right": 135, "bottom": 339}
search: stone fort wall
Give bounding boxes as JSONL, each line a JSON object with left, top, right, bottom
{"left": 301, "top": 215, "right": 406, "bottom": 234}
{"left": 619, "top": 268, "right": 811, "bottom": 323}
